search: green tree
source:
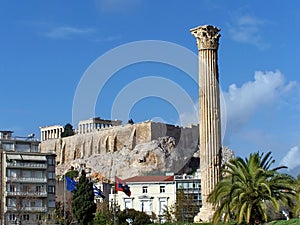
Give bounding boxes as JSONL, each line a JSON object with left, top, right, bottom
{"left": 118, "top": 208, "right": 152, "bottom": 225}
{"left": 93, "top": 200, "right": 113, "bottom": 225}
{"left": 55, "top": 200, "right": 73, "bottom": 225}
{"left": 72, "top": 170, "right": 96, "bottom": 225}
{"left": 174, "top": 189, "right": 185, "bottom": 222}
{"left": 128, "top": 118, "right": 134, "bottom": 124}
{"left": 93, "top": 212, "right": 108, "bottom": 225}
{"left": 162, "top": 205, "right": 174, "bottom": 223}
{"left": 208, "top": 151, "right": 296, "bottom": 225}
{"left": 65, "top": 169, "right": 79, "bottom": 179}
{"left": 61, "top": 123, "right": 75, "bottom": 137}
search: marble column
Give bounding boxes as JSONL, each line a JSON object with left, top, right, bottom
{"left": 190, "top": 25, "right": 222, "bottom": 222}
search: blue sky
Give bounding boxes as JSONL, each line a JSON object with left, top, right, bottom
{"left": 1, "top": 1, "right": 300, "bottom": 175}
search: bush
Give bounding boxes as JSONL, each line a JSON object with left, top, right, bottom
{"left": 118, "top": 208, "right": 152, "bottom": 225}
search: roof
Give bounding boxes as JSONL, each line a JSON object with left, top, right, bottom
{"left": 124, "top": 175, "right": 174, "bottom": 183}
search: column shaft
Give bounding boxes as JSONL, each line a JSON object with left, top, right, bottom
{"left": 191, "top": 25, "right": 222, "bottom": 222}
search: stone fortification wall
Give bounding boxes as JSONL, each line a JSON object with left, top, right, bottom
{"left": 40, "top": 121, "right": 199, "bottom": 163}
{"left": 151, "top": 123, "right": 199, "bottom": 150}
{"left": 40, "top": 121, "right": 153, "bottom": 164}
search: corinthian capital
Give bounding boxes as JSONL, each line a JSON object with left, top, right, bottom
{"left": 190, "top": 25, "right": 220, "bottom": 50}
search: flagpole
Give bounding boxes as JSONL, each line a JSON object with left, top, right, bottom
{"left": 114, "top": 176, "right": 116, "bottom": 225}
{"left": 64, "top": 176, "right": 66, "bottom": 225}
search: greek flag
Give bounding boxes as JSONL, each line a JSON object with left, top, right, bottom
{"left": 93, "top": 184, "right": 105, "bottom": 199}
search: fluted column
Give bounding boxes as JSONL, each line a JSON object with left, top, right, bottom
{"left": 191, "top": 25, "right": 222, "bottom": 222}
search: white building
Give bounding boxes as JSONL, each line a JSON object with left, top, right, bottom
{"left": 110, "top": 175, "right": 176, "bottom": 220}
{"left": 110, "top": 173, "right": 202, "bottom": 223}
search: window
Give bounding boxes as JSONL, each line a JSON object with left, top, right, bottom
{"left": 48, "top": 185, "right": 55, "bottom": 194}
{"left": 8, "top": 169, "right": 19, "bottom": 178}
{"left": 48, "top": 200, "right": 55, "bottom": 208}
{"left": 34, "top": 170, "right": 43, "bottom": 178}
{"left": 140, "top": 200, "right": 152, "bottom": 213}
{"left": 124, "top": 198, "right": 133, "bottom": 209}
{"left": 35, "top": 199, "right": 43, "bottom": 207}
{"left": 22, "top": 214, "right": 29, "bottom": 220}
{"left": 22, "top": 170, "right": 31, "bottom": 178}
{"left": 36, "top": 185, "right": 43, "bottom": 193}
{"left": 142, "top": 186, "right": 148, "bottom": 193}
{"left": 31, "top": 145, "right": 39, "bottom": 152}
{"left": 160, "top": 186, "right": 165, "bottom": 193}
{"left": 48, "top": 172, "right": 55, "bottom": 179}
{"left": 48, "top": 157, "right": 55, "bottom": 165}
{"left": 9, "top": 185, "right": 16, "bottom": 192}
{"left": 8, "top": 214, "right": 16, "bottom": 221}
{"left": 23, "top": 185, "right": 30, "bottom": 192}
{"left": 15, "top": 144, "right": 31, "bottom": 152}
{"left": 36, "top": 214, "right": 42, "bottom": 221}
{"left": 158, "top": 198, "right": 168, "bottom": 215}
{"left": 2, "top": 143, "right": 14, "bottom": 150}
{"left": 7, "top": 198, "right": 16, "bottom": 207}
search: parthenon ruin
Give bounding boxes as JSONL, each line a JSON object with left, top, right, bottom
{"left": 77, "top": 117, "right": 122, "bottom": 134}
{"left": 40, "top": 125, "right": 64, "bottom": 141}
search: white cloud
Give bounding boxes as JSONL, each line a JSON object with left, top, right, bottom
{"left": 223, "top": 70, "right": 294, "bottom": 134}
{"left": 178, "top": 104, "right": 199, "bottom": 126}
{"left": 280, "top": 146, "right": 300, "bottom": 170}
{"left": 177, "top": 70, "right": 298, "bottom": 147}
{"left": 44, "top": 26, "right": 95, "bottom": 39}
{"left": 227, "top": 14, "right": 269, "bottom": 49}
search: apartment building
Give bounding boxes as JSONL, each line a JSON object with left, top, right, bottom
{"left": 0, "top": 130, "right": 56, "bottom": 225}
{"left": 174, "top": 174, "right": 202, "bottom": 222}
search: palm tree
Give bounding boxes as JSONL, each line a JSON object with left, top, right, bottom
{"left": 292, "top": 175, "right": 300, "bottom": 217}
{"left": 208, "top": 151, "right": 296, "bottom": 225}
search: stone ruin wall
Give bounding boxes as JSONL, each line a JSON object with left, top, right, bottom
{"left": 39, "top": 121, "right": 199, "bottom": 165}
{"left": 40, "top": 121, "right": 151, "bottom": 164}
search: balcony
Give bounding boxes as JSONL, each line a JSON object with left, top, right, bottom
{"left": 6, "top": 191, "right": 47, "bottom": 197}
{"left": 6, "top": 206, "right": 47, "bottom": 212}
{"left": 6, "top": 177, "right": 47, "bottom": 183}
{"left": 6, "top": 162, "right": 47, "bottom": 169}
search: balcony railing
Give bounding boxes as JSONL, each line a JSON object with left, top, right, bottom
{"left": 6, "top": 206, "right": 47, "bottom": 212}
{"left": 6, "top": 177, "right": 47, "bottom": 183}
{"left": 6, "top": 191, "right": 47, "bottom": 197}
{"left": 6, "top": 162, "right": 47, "bottom": 169}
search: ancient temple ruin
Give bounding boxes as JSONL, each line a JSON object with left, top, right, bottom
{"left": 191, "top": 25, "right": 222, "bottom": 222}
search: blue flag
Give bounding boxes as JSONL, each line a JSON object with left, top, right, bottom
{"left": 93, "top": 184, "right": 106, "bottom": 199}
{"left": 66, "top": 176, "right": 77, "bottom": 192}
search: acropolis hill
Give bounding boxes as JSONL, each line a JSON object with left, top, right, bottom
{"left": 39, "top": 118, "right": 202, "bottom": 180}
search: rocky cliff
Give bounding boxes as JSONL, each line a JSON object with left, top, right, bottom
{"left": 56, "top": 136, "right": 200, "bottom": 180}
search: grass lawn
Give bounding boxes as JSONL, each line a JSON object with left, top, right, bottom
{"left": 151, "top": 218, "right": 300, "bottom": 225}
{"left": 265, "top": 218, "right": 300, "bottom": 225}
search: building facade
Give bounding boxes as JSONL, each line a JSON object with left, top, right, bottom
{"left": 174, "top": 174, "right": 202, "bottom": 222}
{"left": 110, "top": 174, "right": 202, "bottom": 223}
{"left": 0, "top": 130, "right": 56, "bottom": 225}
{"left": 110, "top": 176, "right": 175, "bottom": 222}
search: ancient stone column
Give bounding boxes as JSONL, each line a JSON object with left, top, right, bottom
{"left": 190, "top": 25, "right": 222, "bottom": 222}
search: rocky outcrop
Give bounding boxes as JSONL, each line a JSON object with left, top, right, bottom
{"left": 56, "top": 136, "right": 199, "bottom": 180}
{"left": 55, "top": 138, "right": 234, "bottom": 182}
